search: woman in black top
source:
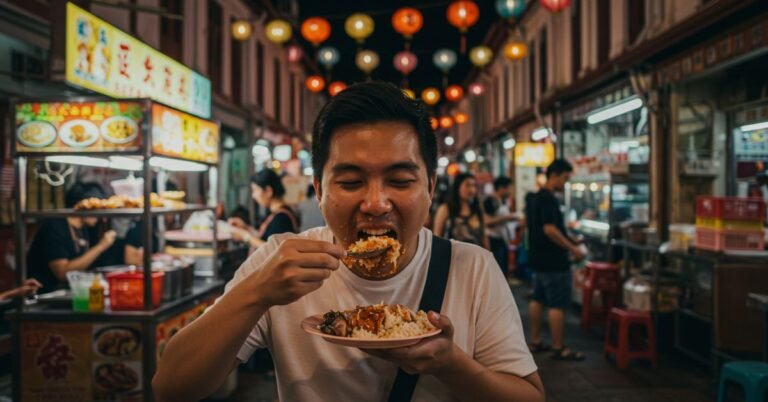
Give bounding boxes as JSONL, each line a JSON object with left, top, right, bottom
{"left": 27, "top": 183, "right": 117, "bottom": 291}
{"left": 432, "top": 173, "right": 489, "bottom": 249}
{"left": 229, "top": 169, "right": 298, "bottom": 249}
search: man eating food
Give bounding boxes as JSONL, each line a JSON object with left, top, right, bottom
{"left": 153, "top": 82, "right": 544, "bottom": 402}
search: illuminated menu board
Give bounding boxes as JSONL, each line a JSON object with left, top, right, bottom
{"left": 514, "top": 143, "right": 555, "bottom": 167}
{"left": 151, "top": 103, "right": 219, "bottom": 164}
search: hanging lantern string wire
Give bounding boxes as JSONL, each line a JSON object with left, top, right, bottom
{"left": 297, "top": 0, "right": 451, "bottom": 20}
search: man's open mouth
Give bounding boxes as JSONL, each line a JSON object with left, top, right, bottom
{"left": 356, "top": 228, "right": 398, "bottom": 241}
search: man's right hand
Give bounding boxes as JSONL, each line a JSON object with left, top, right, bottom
{"left": 243, "top": 239, "right": 345, "bottom": 308}
{"left": 570, "top": 244, "right": 587, "bottom": 261}
{"left": 98, "top": 230, "right": 117, "bottom": 249}
{"left": 228, "top": 217, "right": 248, "bottom": 230}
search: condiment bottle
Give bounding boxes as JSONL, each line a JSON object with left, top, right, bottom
{"left": 89, "top": 274, "right": 105, "bottom": 312}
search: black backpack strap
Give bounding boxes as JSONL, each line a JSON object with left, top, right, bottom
{"left": 387, "top": 235, "right": 452, "bottom": 402}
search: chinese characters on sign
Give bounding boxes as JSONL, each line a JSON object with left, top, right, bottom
{"left": 65, "top": 3, "right": 211, "bottom": 118}
{"left": 151, "top": 103, "right": 220, "bottom": 164}
{"left": 514, "top": 143, "right": 555, "bottom": 167}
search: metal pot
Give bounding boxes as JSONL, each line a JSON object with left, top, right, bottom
{"left": 158, "top": 265, "right": 183, "bottom": 301}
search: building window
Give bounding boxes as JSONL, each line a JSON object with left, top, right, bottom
{"left": 230, "top": 34, "right": 242, "bottom": 104}
{"left": 257, "top": 42, "right": 264, "bottom": 107}
{"left": 208, "top": 0, "right": 223, "bottom": 94}
{"left": 529, "top": 42, "right": 536, "bottom": 105}
{"left": 571, "top": 0, "right": 581, "bottom": 79}
{"left": 160, "top": 0, "right": 183, "bottom": 62}
{"left": 597, "top": 0, "right": 611, "bottom": 65}
{"left": 274, "top": 58, "right": 281, "bottom": 123}
{"left": 628, "top": 0, "right": 646, "bottom": 45}
{"left": 539, "top": 27, "right": 548, "bottom": 94}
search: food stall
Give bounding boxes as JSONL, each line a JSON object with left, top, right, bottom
{"left": 7, "top": 97, "right": 226, "bottom": 402}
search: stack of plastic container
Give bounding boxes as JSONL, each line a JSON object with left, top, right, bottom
{"left": 695, "top": 196, "right": 766, "bottom": 251}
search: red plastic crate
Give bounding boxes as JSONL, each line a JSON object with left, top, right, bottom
{"left": 106, "top": 270, "right": 164, "bottom": 310}
{"left": 694, "top": 228, "right": 765, "bottom": 251}
{"left": 696, "top": 196, "right": 765, "bottom": 221}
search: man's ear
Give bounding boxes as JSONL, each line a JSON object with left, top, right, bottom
{"left": 428, "top": 174, "right": 437, "bottom": 200}
{"left": 313, "top": 176, "right": 322, "bottom": 202}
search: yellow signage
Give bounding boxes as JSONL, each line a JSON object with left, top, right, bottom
{"left": 65, "top": 2, "right": 211, "bottom": 118}
{"left": 514, "top": 143, "right": 555, "bottom": 167}
{"left": 151, "top": 104, "right": 219, "bottom": 164}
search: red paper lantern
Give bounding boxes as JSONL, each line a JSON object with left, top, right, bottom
{"left": 392, "top": 7, "right": 423, "bottom": 38}
{"left": 305, "top": 75, "right": 325, "bottom": 93}
{"left": 439, "top": 116, "right": 454, "bottom": 129}
{"left": 430, "top": 117, "right": 439, "bottom": 130}
{"left": 393, "top": 51, "right": 418, "bottom": 76}
{"left": 447, "top": 1, "right": 480, "bottom": 32}
{"left": 445, "top": 85, "right": 464, "bottom": 102}
{"left": 301, "top": 17, "right": 331, "bottom": 46}
{"left": 328, "top": 81, "right": 347, "bottom": 97}
{"left": 540, "top": 0, "right": 571, "bottom": 13}
{"left": 454, "top": 112, "right": 469, "bottom": 124}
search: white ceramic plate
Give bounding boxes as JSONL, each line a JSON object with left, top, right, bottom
{"left": 17, "top": 121, "right": 57, "bottom": 148}
{"left": 101, "top": 116, "right": 139, "bottom": 144}
{"left": 300, "top": 314, "right": 441, "bottom": 349}
{"left": 59, "top": 119, "right": 99, "bottom": 148}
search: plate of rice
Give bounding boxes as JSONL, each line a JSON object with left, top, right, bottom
{"left": 301, "top": 304, "right": 441, "bottom": 349}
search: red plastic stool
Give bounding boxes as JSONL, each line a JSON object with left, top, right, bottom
{"left": 581, "top": 262, "right": 621, "bottom": 331}
{"left": 604, "top": 307, "right": 657, "bottom": 369}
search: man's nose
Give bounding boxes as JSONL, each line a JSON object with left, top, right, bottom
{"left": 359, "top": 182, "right": 392, "bottom": 216}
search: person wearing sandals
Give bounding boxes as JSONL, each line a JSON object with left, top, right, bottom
{"left": 525, "top": 159, "right": 586, "bottom": 361}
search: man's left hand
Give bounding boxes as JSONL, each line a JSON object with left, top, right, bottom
{"left": 361, "top": 312, "right": 460, "bottom": 376}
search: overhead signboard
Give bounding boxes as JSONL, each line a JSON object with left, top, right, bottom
{"left": 65, "top": 2, "right": 211, "bottom": 118}
{"left": 151, "top": 103, "right": 219, "bottom": 164}
{"left": 514, "top": 143, "right": 555, "bottom": 167}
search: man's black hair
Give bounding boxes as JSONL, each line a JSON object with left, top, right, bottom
{"left": 311, "top": 81, "right": 436, "bottom": 181}
{"left": 493, "top": 176, "right": 512, "bottom": 190}
{"left": 251, "top": 169, "right": 286, "bottom": 198}
{"left": 65, "top": 182, "right": 106, "bottom": 208}
{"left": 545, "top": 159, "right": 574, "bottom": 178}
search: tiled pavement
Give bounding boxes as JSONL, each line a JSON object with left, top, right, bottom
{"left": 218, "top": 283, "right": 719, "bottom": 402}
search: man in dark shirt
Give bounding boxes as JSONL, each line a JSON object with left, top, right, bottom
{"left": 526, "top": 159, "right": 585, "bottom": 361}
{"left": 482, "top": 176, "right": 518, "bottom": 276}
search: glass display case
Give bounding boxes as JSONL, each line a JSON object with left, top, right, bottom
{"left": 565, "top": 173, "right": 650, "bottom": 261}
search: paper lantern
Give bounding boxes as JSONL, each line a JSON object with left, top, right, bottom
{"left": 439, "top": 116, "right": 454, "bottom": 129}
{"left": 447, "top": 1, "right": 480, "bottom": 32}
{"left": 469, "top": 46, "right": 493, "bottom": 68}
{"left": 402, "top": 89, "right": 416, "bottom": 99}
{"left": 301, "top": 17, "right": 331, "bottom": 46}
{"left": 355, "top": 50, "right": 380, "bottom": 74}
{"left": 445, "top": 85, "right": 464, "bottom": 102}
{"left": 265, "top": 19, "right": 292, "bottom": 45}
{"left": 317, "top": 46, "right": 340, "bottom": 70}
{"left": 454, "top": 112, "right": 469, "bottom": 124}
{"left": 328, "top": 81, "right": 347, "bottom": 97}
{"left": 231, "top": 20, "right": 253, "bottom": 41}
{"left": 430, "top": 117, "right": 439, "bottom": 130}
{"left": 496, "top": 0, "right": 526, "bottom": 18}
{"left": 305, "top": 75, "right": 325, "bottom": 93}
{"left": 392, "top": 7, "right": 423, "bottom": 39}
{"left": 503, "top": 41, "right": 528, "bottom": 61}
{"left": 433, "top": 49, "right": 457, "bottom": 73}
{"left": 469, "top": 82, "right": 485, "bottom": 96}
{"left": 421, "top": 88, "right": 441, "bottom": 105}
{"left": 286, "top": 44, "right": 303, "bottom": 63}
{"left": 540, "top": 0, "right": 571, "bottom": 13}
{"left": 394, "top": 51, "right": 418, "bottom": 76}
{"left": 345, "top": 13, "right": 375, "bottom": 44}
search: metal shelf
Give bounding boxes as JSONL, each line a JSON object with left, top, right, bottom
{"left": 21, "top": 205, "right": 213, "bottom": 219}
{"left": 677, "top": 307, "right": 712, "bottom": 323}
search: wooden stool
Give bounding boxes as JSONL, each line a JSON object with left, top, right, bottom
{"left": 717, "top": 361, "right": 768, "bottom": 402}
{"left": 604, "top": 307, "right": 657, "bottom": 369}
{"left": 581, "top": 262, "right": 621, "bottom": 331}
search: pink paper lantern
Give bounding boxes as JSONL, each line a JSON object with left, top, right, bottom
{"left": 469, "top": 83, "right": 484, "bottom": 96}
{"left": 286, "top": 44, "right": 303, "bottom": 63}
{"left": 393, "top": 51, "right": 418, "bottom": 76}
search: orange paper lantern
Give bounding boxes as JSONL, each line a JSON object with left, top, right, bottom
{"left": 439, "top": 116, "right": 454, "bottom": 129}
{"left": 454, "top": 112, "right": 469, "bottom": 124}
{"left": 328, "top": 81, "right": 347, "bottom": 97}
{"left": 445, "top": 85, "right": 464, "bottom": 102}
{"left": 430, "top": 117, "right": 439, "bottom": 130}
{"left": 503, "top": 41, "right": 528, "bottom": 61}
{"left": 392, "top": 7, "right": 423, "bottom": 38}
{"left": 301, "top": 17, "right": 331, "bottom": 46}
{"left": 447, "top": 1, "right": 480, "bottom": 32}
{"left": 305, "top": 75, "right": 325, "bottom": 93}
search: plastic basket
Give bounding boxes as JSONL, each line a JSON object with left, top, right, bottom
{"left": 695, "top": 217, "right": 764, "bottom": 231}
{"left": 694, "top": 228, "right": 765, "bottom": 252}
{"left": 696, "top": 196, "right": 766, "bottom": 221}
{"left": 106, "top": 270, "right": 164, "bottom": 310}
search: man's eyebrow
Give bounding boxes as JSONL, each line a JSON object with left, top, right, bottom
{"left": 330, "top": 163, "right": 364, "bottom": 174}
{"left": 384, "top": 162, "right": 420, "bottom": 173}
{"left": 329, "top": 161, "right": 421, "bottom": 175}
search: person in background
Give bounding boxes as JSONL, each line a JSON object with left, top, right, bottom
{"left": 0, "top": 279, "right": 42, "bottom": 301}
{"left": 526, "top": 159, "right": 586, "bottom": 361}
{"left": 123, "top": 179, "right": 176, "bottom": 266}
{"left": 228, "top": 169, "right": 298, "bottom": 249}
{"left": 298, "top": 184, "right": 324, "bottom": 232}
{"left": 483, "top": 176, "right": 518, "bottom": 276}
{"left": 433, "top": 172, "right": 489, "bottom": 249}
{"left": 27, "top": 183, "right": 117, "bottom": 292}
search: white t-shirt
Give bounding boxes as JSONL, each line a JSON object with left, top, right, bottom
{"left": 221, "top": 227, "right": 537, "bottom": 402}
